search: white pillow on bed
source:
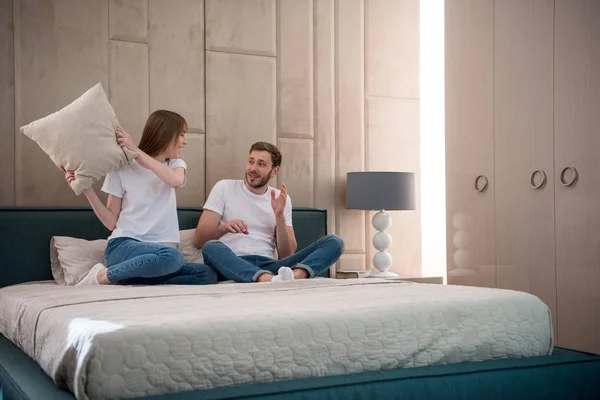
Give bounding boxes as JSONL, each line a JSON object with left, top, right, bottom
{"left": 50, "top": 236, "right": 107, "bottom": 286}
{"left": 50, "top": 229, "right": 204, "bottom": 286}
{"left": 19, "top": 83, "right": 137, "bottom": 195}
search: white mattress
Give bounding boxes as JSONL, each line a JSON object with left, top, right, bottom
{"left": 0, "top": 279, "right": 553, "bottom": 400}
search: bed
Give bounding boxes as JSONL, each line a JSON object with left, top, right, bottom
{"left": 1, "top": 207, "right": 599, "bottom": 400}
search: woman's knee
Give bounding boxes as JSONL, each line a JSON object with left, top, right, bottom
{"left": 159, "top": 246, "right": 185, "bottom": 274}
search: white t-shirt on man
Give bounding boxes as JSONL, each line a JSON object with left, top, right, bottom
{"left": 102, "top": 159, "right": 186, "bottom": 243}
{"left": 203, "top": 179, "right": 293, "bottom": 259}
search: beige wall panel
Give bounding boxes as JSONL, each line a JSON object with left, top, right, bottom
{"left": 276, "top": 138, "right": 314, "bottom": 207}
{"left": 314, "top": 0, "right": 335, "bottom": 234}
{"left": 366, "top": 97, "right": 421, "bottom": 277}
{"left": 14, "top": 0, "right": 109, "bottom": 206}
{"left": 0, "top": 0, "right": 14, "bottom": 205}
{"left": 278, "top": 0, "right": 313, "bottom": 138}
{"left": 206, "top": 0, "right": 276, "bottom": 56}
{"left": 205, "top": 51, "right": 276, "bottom": 192}
{"left": 494, "top": 0, "right": 556, "bottom": 338}
{"left": 365, "top": 0, "right": 419, "bottom": 99}
{"left": 149, "top": 0, "right": 204, "bottom": 132}
{"left": 178, "top": 134, "right": 206, "bottom": 207}
{"left": 109, "top": 0, "right": 148, "bottom": 42}
{"left": 335, "top": 0, "right": 365, "bottom": 257}
{"left": 445, "top": 0, "right": 495, "bottom": 287}
{"left": 109, "top": 41, "right": 149, "bottom": 143}
{"left": 338, "top": 253, "right": 366, "bottom": 271}
{"left": 555, "top": 0, "right": 600, "bottom": 355}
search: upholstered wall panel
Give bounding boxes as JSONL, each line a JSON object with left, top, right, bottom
{"left": 0, "top": 0, "right": 14, "bottom": 205}
{"left": 109, "top": 41, "right": 149, "bottom": 143}
{"left": 149, "top": 0, "right": 205, "bottom": 133}
{"left": 14, "top": 0, "right": 109, "bottom": 206}
{"left": 205, "top": 51, "right": 276, "bottom": 192}
{"left": 277, "top": 0, "right": 313, "bottom": 139}
{"left": 109, "top": 0, "right": 148, "bottom": 43}
{"left": 206, "top": 0, "right": 276, "bottom": 56}
{"left": 277, "top": 138, "right": 314, "bottom": 207}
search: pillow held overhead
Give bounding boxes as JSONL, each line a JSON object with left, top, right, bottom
{"left": 19, "top": 83, "right": 137, "bottom": 195}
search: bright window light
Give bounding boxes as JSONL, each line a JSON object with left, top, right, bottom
{"left": 420, "top": 0, "right": 447, "bottom": 281}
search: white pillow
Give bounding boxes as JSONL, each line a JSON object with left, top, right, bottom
{"left": 50, "top": 236, "right": 107, "bottom": 286}
{"left": 20, "top": 83, "right": 137, "bottom": 195}
{"left": 50, "top": 229, "right": 204, "bottom": 286}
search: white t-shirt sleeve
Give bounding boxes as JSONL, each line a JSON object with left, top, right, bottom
{"left": 285, "top": 193, "right": 293, "bottom": 227}
{"left": 101, "top": 171, "right": 124, "bottom": 198}
{"left": 168, "top": 158, "right": 187, "bottom": 188}
{"left": 203, "top": 180, "right": 227, "bottom": 215}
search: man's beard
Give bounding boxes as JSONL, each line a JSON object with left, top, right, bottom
{"left": 245, "top": 170, "right": 272, "bottom": 189}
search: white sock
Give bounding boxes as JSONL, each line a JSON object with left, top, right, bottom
{"left": 272, "top": 266, "right": 295, "bottom": 282}
{"left": 75, "top": 263, "right": 105, "bottom": 286}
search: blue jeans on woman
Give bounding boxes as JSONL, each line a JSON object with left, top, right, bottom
{"left": 105, "top": 237, "right": 217, "bottom": 285}
{"left": 201, "top": 234, "right": 345, "bottom": 283}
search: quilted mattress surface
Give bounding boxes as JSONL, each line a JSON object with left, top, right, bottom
{"left": 0, "top": 279, "right": 553, "bottom": 400}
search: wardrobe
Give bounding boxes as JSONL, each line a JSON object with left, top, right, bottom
{"left": 445, "top": 0, "right": 599, "bottom": 354}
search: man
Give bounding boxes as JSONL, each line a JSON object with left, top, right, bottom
{"left": 193, "top": 141, "right": 344, "bottom": 283}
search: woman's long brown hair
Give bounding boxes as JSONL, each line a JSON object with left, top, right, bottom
{"left": 138, "top": 110, "right": 187, "bottom": 157}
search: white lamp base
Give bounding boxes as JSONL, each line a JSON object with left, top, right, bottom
{"left": 367, "top": 210, "right": 398, "bottom": 279}
{"left": 368, "top": 270, "right": 399, "bottom": 279}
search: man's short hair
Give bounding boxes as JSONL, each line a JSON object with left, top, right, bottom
{"left": 249, "top": 142, "right": 282, "bottom": 168}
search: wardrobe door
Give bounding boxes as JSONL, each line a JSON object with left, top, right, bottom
{"left": 554, "top": 0, "right": 600, "bottom": 354}
{"left": 494, "top": 0, "right": 557, "bottom": 338}
{"left": 445, "top": 0, "right": 495, "bottom": 287}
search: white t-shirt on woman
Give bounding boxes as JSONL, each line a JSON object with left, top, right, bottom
{"left": 102, "top": 159, "right": 186, "bottom": 243}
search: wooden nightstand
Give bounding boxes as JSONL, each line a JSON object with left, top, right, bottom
{"left": 394, "top": 276, "right": 444, "bottom": 284}
{"left": 335, "top": 270, "right": 443, "bottom": 284}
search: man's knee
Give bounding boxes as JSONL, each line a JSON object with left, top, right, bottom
{"left": 325, "top": 234, "right": 345, "bottom": 254}
{"left": 201, "top": 240, "right": 226, "bottom": 257}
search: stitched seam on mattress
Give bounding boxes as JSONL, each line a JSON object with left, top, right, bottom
{"left": 28, "top": 281, "right": 408, "bottom": 310}
{"left": 233, "top": 359, "right": 600, "bottom": 398}
{"left": 32, "top": 306, "right": 43, "bottom": 356}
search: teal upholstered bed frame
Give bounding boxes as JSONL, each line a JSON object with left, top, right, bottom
{"left": 0, "top": 207, "right": 329, "bottom": 289}
{"left": 1, "top": 207, "right": 599, "bottom": 399}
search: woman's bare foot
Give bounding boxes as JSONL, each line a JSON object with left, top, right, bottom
{"left": 96, "top": 267, "right": 110, "bottom": 285}
{"left": 76, "top": 263, "right": 109, "bottom": 286}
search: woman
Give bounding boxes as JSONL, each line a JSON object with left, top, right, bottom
{"left": 64, "top": 110, "right": 216, "bottom": 286}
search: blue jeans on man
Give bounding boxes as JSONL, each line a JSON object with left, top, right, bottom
{"left": 201, "top": 235, "right": 344, "bottom": 283}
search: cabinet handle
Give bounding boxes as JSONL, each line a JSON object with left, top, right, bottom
{"left": 559, "top": 166, "right": 578, "bottom": 187}
{"left": 475, "top": 175, "right": 489, "bottom": 192}
{"left": 530, "top": 169, "right": 547, "bottom": 189}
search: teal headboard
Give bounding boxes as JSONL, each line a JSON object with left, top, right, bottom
{"left": 0, "top": 207, "right": 328, "bottom": 288}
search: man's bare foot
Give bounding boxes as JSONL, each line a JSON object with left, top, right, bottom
{"left": 293, "top": 268, "right": 309, "bottom": 279}
{"left": 257, "top": 273, "right": 273, "bottom": 282}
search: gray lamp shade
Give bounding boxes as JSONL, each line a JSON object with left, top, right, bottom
{"left": 346, "top": 172, "right": 416, "bottom": 211}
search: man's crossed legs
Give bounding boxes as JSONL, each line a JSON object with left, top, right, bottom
{"left": 201, "top": 235, "right": 345, "bottom": 283}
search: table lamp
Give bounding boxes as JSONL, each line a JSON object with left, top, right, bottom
{"left": 346, "top": 172, "right": 416, "bottom": 278}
